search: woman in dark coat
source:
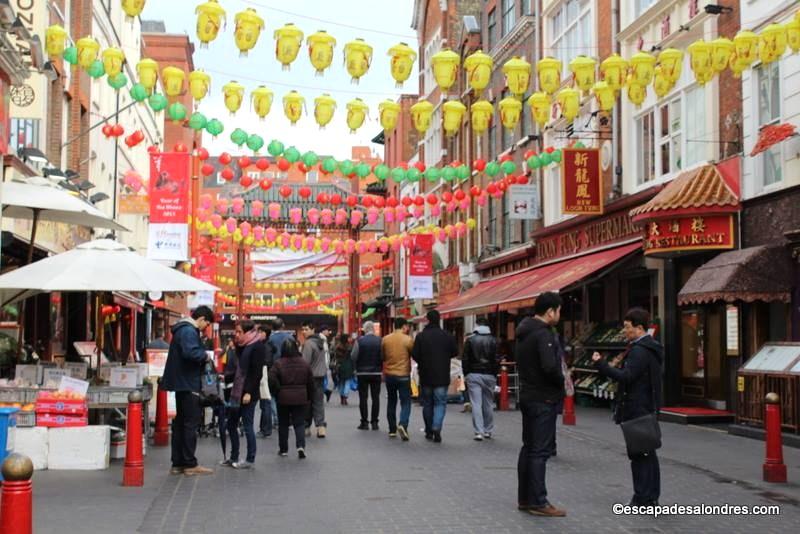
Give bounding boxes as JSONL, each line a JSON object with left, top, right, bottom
{"left": 269, "top": 338, "right": 314, "bottom": 458}
{"left": 333, "top": 334, "right": 354, "bottom": 405}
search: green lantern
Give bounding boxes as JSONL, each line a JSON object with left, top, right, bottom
{"left": 424, "top": 167, "right": 441, "bottom": 182}
{"left": 301, "top": 151, "right": 319, "bottom": 168}
{"left": 485, "top": 161, "right": 500, "bottom": 177}
{"left": 246, "top": 134, "right": 264, "bottom": 153}
{"left": 391, "top": 167, "right": 406, "bottom": 182}
{"left": 374, "top": 164, "right": 389, "bottom": 181}
{"left": 63, "top": 46, "right": 78, "bottom": 65}
{"left": 339, "top": 159, "right": 355, "bottom": 176}
{"left": 129, "top": 83, "right": 148, "bottom": 102}
{"left": 205, "top": 118, "right": 224, "bottom": 137}
{"left": 188, "top": 112, "right": 208, "bottom": 131}
{"left": 87, "top": 60, "right": 105, "bottom": 79}
{"left": 527, "top": 155, "right": 541, "bottom": 169}
{"left": 148, "top": 93, "right": 168, "bottom": 112}
{"left": 407, "top": 167, "right": 421, "bottom": 182}
{"left": 442, "top": 167, "right": 456, "bottom": 182}
{"left": 501, "top": 160, "right": 517, "bottom": 175}
{"left": 107, "top": 73, "right": 128, "bottom": 90}
{"left": 284, "top": 146, "right": 301, "bottom": 163}
{"left": 267, "top": 140, "right": 285, "bottom": 157}
{"left": 540, "top": 152, "right": 552, "bottom": 166}
{"left": 167, "top": 102, "right": 187, "bottom": 123}
{"left": 230, "top": 128, "right": 248, "bottom": 147}
{"left": 321, "top": 157, "right": 337, "bottom": 174}
{"left": 355, "top": 162, "right": 371, "bottom": 178}
{"left": 574, "top": 141, "right": 586, "bottom": 149}
{"left": 456, "top": 165, "right": 470, "bottom": 180}
{"left": 551, "top": 149, "right": 562, "bottom": 163}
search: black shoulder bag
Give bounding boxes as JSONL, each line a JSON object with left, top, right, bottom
{"left": 619, "top": 350, "right": 662, "bottom": 456}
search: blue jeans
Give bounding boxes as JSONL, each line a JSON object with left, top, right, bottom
{"left": 259, "top": 399, "right": 273, "bottom": 436}
{"left": 517, "top": 399, "right": 557, "bottom": 507}
{"left": 385, "top": 375, "right": 411, "bottom": 432}
{"left": 421, "top": 386, "right": 448, "bottom": 433}
{"left": 228, "top": 401, "right": 257, "bottom": 463}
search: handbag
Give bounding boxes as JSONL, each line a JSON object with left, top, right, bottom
{"left": 199, "top": 361, "right": 224, "bottom": 407}
{"left": 619, "top": 350, "right": 662, "bottom": 455}
{"left": 259, "top": 365, "right": 271, "bottom": 400}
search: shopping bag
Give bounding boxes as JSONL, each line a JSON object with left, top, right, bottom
{"left": 349, "top": 376, "right": 359, "bottom": 391}
{"left": 260, "top": 365, "right": 271, "bottom": 400}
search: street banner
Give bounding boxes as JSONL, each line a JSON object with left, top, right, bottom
{"left": 508, "top": 184, "right": 541, "bottom": 220}
{"left": 146, "top": 223, "right": 189, "bottom": 261}
{"left": 193, "top": 252, "right": 217, "bottom": 284}
{"left": 562, "top": 147, "right": 603, "bottom": 215}
{"left": 407, "top": 233, "right": 433, "bottom": 299}
{"left": 250, "top": 249, "right": 348, "bottom": 282}
{"left": 149, "top": 152, "right": 190, "bottom": 224}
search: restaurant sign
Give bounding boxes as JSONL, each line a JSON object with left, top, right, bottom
{"left": 643, "top": 215, "right": 735, "bottom": 255}
{"left": 562, "top": 148, "right": 603, "bottom": 215}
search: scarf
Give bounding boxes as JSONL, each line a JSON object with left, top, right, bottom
{"left": 230, "top": 330, "right": 261, "bottom": 405}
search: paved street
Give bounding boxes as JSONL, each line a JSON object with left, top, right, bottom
{"left": 33, "top": 401, "right": 800, "bottom": 533}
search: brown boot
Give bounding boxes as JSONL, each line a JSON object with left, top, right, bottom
{"left": 183, "top": 465, "right": 214, "bottom": 476}
{"left": 526, "top": 503, "right": 566, "bottom": 517}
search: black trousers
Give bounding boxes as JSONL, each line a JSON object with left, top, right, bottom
{"left": 517, "top": 399, "right": 557, "bottom": 507}
{"left": 630, "top": 450, "right": 661, "bottom": 504}
{"left": 278, "top": 403, "right": 307, "bottom": 453}
{"left": 358, "top": 375, "right": 382, "bottom": 425}
{"left": 171, "top": 391, "right": 202, "bottom": 469}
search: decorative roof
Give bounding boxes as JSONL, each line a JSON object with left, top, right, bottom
{"left": 630, "top": 165, "right": 739, "bottom": 219}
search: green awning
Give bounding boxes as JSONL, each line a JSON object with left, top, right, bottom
{"left": 362, "top": 307, "right": 375, "bottom": 319}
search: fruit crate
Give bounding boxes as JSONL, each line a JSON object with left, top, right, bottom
{"left": 16, "top": 411, "right": 36, "bottom": 427}
{"left": 36, "top": 413, "right": 88, "bottom": 427}
{"left": 35, "top": 398, "right": 88, "bottom": 416}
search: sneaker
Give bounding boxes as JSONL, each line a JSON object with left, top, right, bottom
{"left": 483, "top": 433, "right": 493, "bottom": 440}
{"left": 388, "top": 431, "right": 398, "bottom": 438}
{"left": 317, "top": 427, "right": 326, "bottom": 438}
{"left": 526, "top": 503, "right": 567, "bottom": 517}
{"left": 461, "top": 403, "right": 472, "bottom": 413}
{"left": 257, "top": 431, "right": 271, "bottom": 439}
{"left": 219, "top": 459, "right": 234, "bottom": 467}
{"left": 169, "top": 466, "right": 184, "bottom": 475}
{"left": 474, "top": 433, "right": 484, "bottom": 441}
{"left": 305, "top": 427, "right": 312, "bottom": 437}
{"left": 357, "top": 422, "right": 369, "bottom": 430}
{"left": 425, "top": 432, "right": 434, "bottom": 441}
{"left": 297, "top": 448, "right": 306, "bottom": 459}
{"left": 278, "top": 451, "right": 288, "bottom": 457}
{"left": 232, "top": 461, "right": 253, "bottom": 470}
{"left": 433, "top": 431, "right": 442, "bottom": 443}
{"left": 371, "top": 422, "right": 379, "bottom": 431}
{"left": 183, "top": 466, "right": 213, "bottom": 476}
{"left": 397, "top": 426, "right": 410, "bottom": 441}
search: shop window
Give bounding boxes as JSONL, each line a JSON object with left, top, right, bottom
{"left": 681, "top": 309, "right": 705, "bottom": 380}
{"left": 487, "top": 8, "right": 497, "bottom": 50}
{"left": 9, "top": 118, "right": 42, "bottom": 154}
{"left": 636, "top": 110, "right": 656, "bottom": 184}
{"left": 757, "top": 61, "right": 783, "bottom": 189}
{"left": 544, "top": 163, "right": 568, "bottom": 225}
{"left": 501, "top": 0, "right": 516, "bottom": 37}
{"left": 424, "top": 108, "right": 443, "bottom": 167}
{"left": 550, "top": 0, "right": 592, "bottom": 78}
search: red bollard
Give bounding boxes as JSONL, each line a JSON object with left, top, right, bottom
{"left": 498, "top": 366, "right": 509, "bottom": 411}
{"left": 763, "top": 392, "right": 787, "bottom": 483}
{"left": 562, "top": 394, "right": 576, "bottom": 425}
{"left": 0, "top": 453, "right": 34, "bottom": 534}
{"left": 123, "top": 390, "right": 145, "bottom": 487}
{"left": 153, "top": 380, "right": 169, "bottom": 447}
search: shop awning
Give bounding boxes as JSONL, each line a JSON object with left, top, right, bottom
{"left": 438, "top": 276, "right": 510, "bottom": 319}
{"left": 678, "top": 245, "right": 792, "bottom": 305}
{"left": 750, "top": 123, "right": 797, "bottom": 157}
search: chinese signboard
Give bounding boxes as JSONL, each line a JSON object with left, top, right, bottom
{"left": 535, "top": 211, "right": 639, "bottom": 263}
{"left": 436, "top": 266, "right": 460, "bottom": 306}
{"left": 508, "top": 184, "right": 541, "bottom": 220}
{"left": 643, "top": 215, "right": 735, "bottom": 255}
{"left": 407, "top": 234, "right": 433, "bottom": 299}
{"left": 562, "top": 147, "right": 603, "bottom": 215}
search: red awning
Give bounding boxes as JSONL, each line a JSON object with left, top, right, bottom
{"left": 750, "top": 123, "right": 797, "bottom": 157}
{"left": 438, "top": 276, "right": 509, "bottom": 319}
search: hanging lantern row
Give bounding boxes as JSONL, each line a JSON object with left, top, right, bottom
{"left": 225, "top": 278, "right": 380, "bottom": 315}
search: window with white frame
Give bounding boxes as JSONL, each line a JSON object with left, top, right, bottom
{"left": 658, "top": 98, "right": 682, "bottom": 176}
{"left": 757, "top": 61, "right": 782, "bottom": 188}
{"left": 487, "top": 8, "right": 497, "bottom": 50}
{"left": 424, "top": 108, "right": 443, "bottom": 167}
{"left": 636, "top": 110, "right": 656, "bottom": 185}
{"left": 683, "top": 85, "right": 706, "bottom": 167}
{"left": 523, "top": 0, "right": 534, "bottom": 15}
{"left": 544, "top": 163, "right": 567, "bottom": 225}
{"left": 635, "top": 0, "right": 658, "bottom": 18}
{"left": 550, "top": 0, "right": 592, "bottom": 78}
{"left": 502, "top": 0, "right": 516, "bottom": 36}
{"left": 306, "top": 170, "right": 319, "bottom": 183}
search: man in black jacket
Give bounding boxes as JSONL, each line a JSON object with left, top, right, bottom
{"left": 161, "top": 306, "right": 215, "bottom": 476}
{"left": 351, "top": 321, "right": 383, "bottom": 430}
{"left": 463, "top": 318, "right": 500, "bottom": 441}
{"left": 514, "top": 292, "right": 566, "bottom": 517}
{"left": 412, "top": 310, "right": 457, "bottom": 443}
{"left": 592, "top": 308, "right": 663, "bottom": 506}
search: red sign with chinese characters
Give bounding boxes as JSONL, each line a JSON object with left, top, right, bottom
{"left": 562, "top": 147, "right": 603, "bottom": 215}
{"left": 149, "top": 152, "right": 190, "bottom": 223}
{"left": 643, "top": 215, "right": 735, "bottom": 255}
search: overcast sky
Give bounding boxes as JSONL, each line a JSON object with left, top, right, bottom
{"left": 141, "top": 0, "right": 419, "bottom": 160}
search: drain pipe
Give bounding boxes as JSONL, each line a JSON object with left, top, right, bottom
{"left": 611, "top": 0, "right": 621, "bottom": 197}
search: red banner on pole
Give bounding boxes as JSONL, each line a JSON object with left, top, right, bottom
{"left": 192, "top": 253, "right": 217, "bottom": 284}
{"left": 562, "top": 147, "right": 603, "bottom": 215}
{"left": 149, "top": 152, "right": 190, "bottom": 223}
{"left": 408, "top": 234, "right": 433, "bottom": 299}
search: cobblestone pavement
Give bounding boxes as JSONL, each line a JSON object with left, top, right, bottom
{"left": 33, "top": 401, "right": 800, "bottom": 533}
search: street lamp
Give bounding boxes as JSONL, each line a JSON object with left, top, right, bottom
{"left": 17, "top": 147, "right": 48, "bottom": 165}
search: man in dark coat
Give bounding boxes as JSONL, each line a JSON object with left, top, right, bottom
{"left": 462, "top": 318, "right": 500, "bottom": 441}
{"left": 412, "top": 310, "right": 457, "bottom": 443}
{"left": 351, "top": 320, "right": 383, "bottom": 430}
{"left": 514, "top": 292, "right": 566, "bottom": 517}
{"left": 161, "top": 306, "right": 215, "bottom": 476}
{"left": 592, "top": 307, "right": 663, "bottom": 506}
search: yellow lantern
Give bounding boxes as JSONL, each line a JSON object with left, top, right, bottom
{"left": 283, "top": 90, "right": 305, "bottom": 124}
{"left": 687, "top": 40, "right": 713, "bottom": 85}
{"left": 102, "top": 47, "right": 125, "bottom": 78}
{"left": 527, "top": 92, "right": 551, "bottom": 127}
{"left": 188, "top": 70, "right": 211, "bottom": 103}
{"left": 344, "top": 39, "right": 373, "bottom": 84}
{"left": 556, "top": 87, "right": 580, "bottom": 122}
{"left": 760, "top": 23, "right": 787, "bottom": 64}
{"left": 442, "top": 100, "right": 467, "bottom": 136}
{"left": 591, "top": 81, "right": 615, "bottom": 112}
{"left": 161, "top": 66, "right": 185, "bottom": 98}
{"left": 658, "top": 48, "right": 683, "bottom": 83}
{"left": 195, "top": 1, "right": 226, "bottom": 48}
{"left": 45, "top": 25, "right": 68, "bottom": 59}
{"left": 786, "top": 18, "right": 800, "bottom": 54}
{"left": 251, "top": 86, "right": 274, "bottom": 120}
{"left": 76, "top": 36, "right": 100, "bottom": 69}
{"left": 346, "top": 98, "right": 369, "bottom": 133}
{"left": 378, "top": 100, "right": 401, "bottom": 133}
{"left": 733, "top": 30, "right": 759, "bottom": 67}
{"left": 222, "top": 81, "right": 245, "bottom": 115}
{"left": 463, "top": 50, "right": 492, "bottom": 95}
{"left": 626, "top": 75, "right": 646, "bottom": 107}
{"left": 569, "top": 55, "right": 597, "bottom": 93}
{"left": 499, "top": 97, "right": 522, "bottom": 131}
{"left": 503, "top": 56, "right": 532, "bottom": 97}
{"left": 430, "top": 48, "right": 460, "bottom": 91}
{"left": 729, "top": 56, "right": 749, "bottom": 78}
{"left": 630, "top": 51, "right": 656, "bottom": 85}
{"left": 315, "top": 94, "right": 337, "bottom": 129}
{"left": 600, "top": 54, "right": 629, "bottom": 92}
{"left": 233, "top": 8, "right": 264, "bottom": 57}
{"left": 136, "top": 58, "right": 159, "bottom": 94}
{"left": 388, "top": 42, "right": 417, "bottom": 87}
{"left": 652, "top": 66, "right": 672, "bottom": 99}
{"left": 470, "top": 100, "right": 493, "bottom": 134}
{"left": 274, "top": 23, "right": 304, "bottom": 70}
{"left": 710, "top": 38, "right": 734, "bottom": 72}
{"left": 410, "top": 100, "right": 434, "bottom": 135}
{"left": 121, "top": 0, "right": 146, "bottom": 21}
{"left": 307, "top": 30, "right": 337, "bottom": 75}
{"left": 537, "top": 56, "right": 563, "bottom": 94}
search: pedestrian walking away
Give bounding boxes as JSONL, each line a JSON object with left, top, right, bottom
{"left": 515, "top": 292, "right": 566, "bottom": 517}
{"left": 160, "top": 306, "right": 216, "bottom": 477}
{"left": 592, "top": 307, "right": 663, "bottom": 507}
{"left": 301, "top": 322, "right": 328, "bottom": 438}
{"left": 333, "top": 334, "right": 354, "bottom": 405}
{"left": 382, "top": 317, "right": 414, "bottom": 440}
{"left": 352, "top": 321, "right": 383, "bottom": 430}
{"left": 269, "top": 337, "right": 315, "bottom": 459}
{"left": 257, "top": 324, "right": 275, "bottom": 439}
{"left": 462, "top": 318, "right": 501, "bottom": 441}
{"left": 412, "top": 310, "right": 458, "bottom": 443}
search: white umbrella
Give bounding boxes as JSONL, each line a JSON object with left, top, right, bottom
{"left": 0, "top": 239, "right": 218, "bottom": 306}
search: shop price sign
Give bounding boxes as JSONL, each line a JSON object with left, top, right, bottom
{"left": 643, "top": 215, "right": 735, "bottom": 255}
{"left": 562, "top": 147, "right": 603, "bottom": 215}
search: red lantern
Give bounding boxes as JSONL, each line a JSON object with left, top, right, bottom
{"left": 201, "top": 163, "right": 214, "bottom": 176}
{"left": 174, "top": 142, "right": 188, "bottom": 152}
{"left": 297, "top": 162, "right": 308, "bottom": 173}
{"left": 473, "top": 159, "right": 486, "bottom": 172}
{"left": 467, "top": 186, "right": 479, "bottom": 198}
{"left": 361, "top": 196, "right": 374, "bottom": 208}
{"left": 451, "top": 189, "right": 464, "bottom": 200}
{"left": 546, "top": 146, "right": 555, "bottom": 153}
{"left": 414, "top": 161, "right": 426, "bottom": 173}
{"left": 374, "top": 196, "right": 386, "bottom": 208}
{"left": 450, "top": 160, "right": 461, "bottom": 168}
{"left": 401, "top": 196, "right": 413, "bottom": 207}
{"left": 499, "top": 153, "right": 513, "bottom": 163}
{"left": 240, "top": 175, "right": 253, "bottom": 188}
{"left": 516, "top": 175, "right": 529, "bottom": 184}
{"left": 486, "top": 182, "right": 498, "bottom": 194}
{"left": 238, "top": 156, "right": 251, "bottom": 169}
{"left": 330, "top": 193, "right": 342, "bottom": 205}
{"left": 277, "top": 158, "right": 290, "bottom": 172}
{"left": 299, "top": 186, "right": 312, "bottom": 199}
{"left": 316, "top": 192, "right": 330, "bottom": 204}
{"left": 147, "top": 145, "right": 159, "bottom": 154}
{"left": 101, "top": 124, "right": 113, "bottom": 137}
{"left": 111, "top": 124, "right": 125, "bottom": 137}
{"left": 399, "top": 162, "right": 409, "bottom": 170}
{"left": 279, "top": 185, "right": 292, "bottom": 198}
{"left": 441, "top": 191, "right": 453, "bottom": 203}
{"left": 498, "top": 181, "right": 507, "bottom": 192}
{"left": 255, "top": 158, "right": 269, "bottom": 170}
{"left": 221, "top": 167, "right": 234, "bottom": 181}
{"left": 523, "top": 150, "right": 535, "bottom": 159}
{"left": 219, "top": 152, "right": 232, "bottom": 165}
{"left": 387, "top": 196, "right": 399, "bottom": 208}
{"left": 346, "top": 195, "right": 358, "bottom": 207}
{"left": 259, "top": 179, "right": 272, "bottom": 191}
{"left": 197, "top": 147, "right": 210, "bottom": 161}
{"left": 414, "top": 195, "right": 425, "bottom": 206}
{"left": 505, "top": 176, "right": 515, "bottom": 186}
{"left": 124, "top": 135, "right": 135, "bottom": 148}
{"left": 426, "top": 193, "right": 438, "bottom": 205}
